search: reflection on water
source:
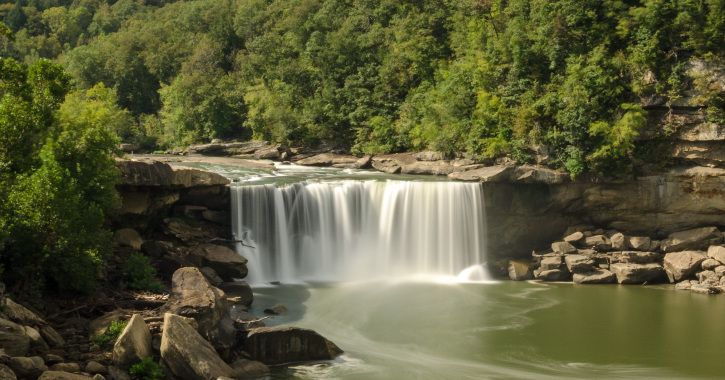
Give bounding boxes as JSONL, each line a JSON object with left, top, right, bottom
{"left": 248, "top": 281, "right": 725, "bottom": 379}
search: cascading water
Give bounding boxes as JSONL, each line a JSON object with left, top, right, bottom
{"left": 231, "top": 180, "right": 489, "bottom": 284}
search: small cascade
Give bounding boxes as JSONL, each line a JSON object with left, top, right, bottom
{"left": 231, "top": 180, "right": 488, "bottom": 284}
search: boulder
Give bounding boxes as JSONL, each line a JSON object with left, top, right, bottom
{"left": 24, "top": 326, "right": 50, "bottom": 352}
{"left": 37, "top": 372, "right": 91, "bottom": 380}
{"left": 697, "top": 270, "right": 719, "bottom": 285}
{"left": 701, "top": 258, "right": 721, "bottom": 270}
{"left": 0, "top": 332, "right": 30, "bottom": 357}
{"left": 563, "top": 232, "right": 584, "bottom": 245}
{"left": 629, "top": 236, "right": 652, "bottom": 251}
{"left": 217, "top": 282, "right": 254, "bottom": 307}
{"left": 253, "top": 146, "right": 280, "bottom": 160}
{"left": 84, "top": 362, "right": 106, "bottom": 375}
{"left": 161, "top": 268, "right": 235, "bottom": 351}
{"left": 534, "top": 269, "right": 569, "bottom": 281}
{"left": 187, "top": 244, "right": 248, "bottom": 281}
{"left": 564, "top": 255, "right": 596, "bottom": 273}
{"left": 186, "top": 141, "right": 268, "bottom": 156}
{"left": 263, "top": 304, "right": 288, "bottom": 315}
{"left": 715, "top": 265, "right": 725, "bottom": 277}
{"left": 675, "top": 281, "right": 692, "bottom": 290}
{"left": 39, "top": 326, "right": 65, "bottom": 347}
{"left": 507, "top": 261, "right": 533, "bottom": 281}
{"left": 572, "top": 269, "right": 617, "bottom": 284}
{"left": 49, "top": 363, "right": 80, "bottom": 373}
{"left": 663, "top": 251, "right": 707, "bottom": 282}
{"left": 199, "top": 268, "right": 224, "bottom": 287}
{"left": 610, "top": 233, "right": 629, "bottom": 250}
{"left": 41, "top": 355, "right": 63, "bottom": 366}
{"left": 201, "top": 210, "right": 230, "bottom": 226}
{"left": 707, "top": 245, "right": 725, "bottom": 264}
{"left": 244, "top": 327, "right": 343, "bottom": 365}
{"left": 448, "top": 165, "right": 514, "bottom": 182}
{"left": 112, "top": 315, "right": 152, "bottom": 369}
{"left": 610, "top": 263, "right": 666, "bottom": 284}
{"left": 584, "top": 235, "right": 612, "bottom": 251}
{"left": 8, "top": 357, "right": 47, "bottom": 380}
{"left": 691, "top": 284, "right": 720, "bottom": 294}
{"left": 615, "top": 251, "right": 660, "bottom": 264}
{"left": 3, "top": 299, "right": 44, "bottom": 325}
{"left": 0, "top": 364, "right": 14, "bottom": 380}
{"left": 353, "top": 155, "right": 372, "bottom": 169}
{"left": 295, "top": 154, "right": 359, "bottom": 167}
{"left": 89, "top": 311, "right": 128, "bottom": 341}
{"left": 113, "top": 229, "right": 143, "bottom": 250}
{"left": 160, "top": 313, "right": 236, "bottom": 380}
{"left": 539, "top": 256, "right": 563, "bottom": 271}
{"left": 551, "top": 242, "right": 576, "bottom": 255}
{"left": 230, "top": 359, "right": 270, "bottom": 378}
{"left": 660, "top": 227, "right": 723, "bottom": 253}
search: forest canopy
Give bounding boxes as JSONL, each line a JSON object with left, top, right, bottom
{"left": 2, "top": 0, "right": 724, "bottom": 178}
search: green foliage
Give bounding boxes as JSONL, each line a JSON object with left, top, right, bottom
{"left": 123, "top": 252, "right": 163, "bottom": 293}
{"left": 91, "top": 320, "right": 128, "bottom": 350}
{"left": 587, "top": 103, "right": 647, "bottom": 176}
{"left": 129, "top": 357, "right": 164, "bottom": 380}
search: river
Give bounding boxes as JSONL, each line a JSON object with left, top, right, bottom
{"left": 175, "top": 160, "right": 725, "bottom": 379}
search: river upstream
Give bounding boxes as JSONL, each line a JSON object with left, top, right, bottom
{"left": 177, "top": 161, "right": 725, "bottom": 379}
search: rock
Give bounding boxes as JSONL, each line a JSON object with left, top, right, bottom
{"left": 696, "top": 270, "right": 719, "bottom": 284}
{"left": 660, "top": 227, "right": 723, "bottom": 253}
{"left": 584, "top": 235, "right": 612, "bottom": 251}
{"left": 112, "top": 315, "right": 152, "bottom": 369}
{"left": 0, "top": 364, "right": 14, "bottom": 380}
{"left": 512, "top": 166, "right": 569, "bottom": 185}
{"left": 158, "top": 254, "right": 194, "bottom": 281}
{"left": 89, "top": 311, "right": 128, "bottom": 341}
{"left": 615, "top": 251, "right": 660, "bottom": 264}
{"left": 9, "top": 357, "right": 47, "bottom": 380}
{"left": 701, "top": 258, "right": 721, "bottom": 270}
{"left": 0, "top": 332, "right": 30, "bottom": 357}
{"left": 675, "top": 281, "right": 692, "bottom": 290}
{"left": 49, "top": 363, "right": 80, "bottom": 373}
{"left": 353, "top": 155, "right": 372, "bottom": 169}
{"left": 551, "top": 241, "right": 576, "bottom": 255}
{"left": 534, "top": 269, "right": 569, "bottom": 281}
{"left": 37, "top": 371, "right": 92, "bottom": 380}
{"left": 610, "top": 263, "right": 666, "bottom": 284}
{"left": 92, "top": 375, "right": 105, "bottom": 380}
{"left": 563, "top": 232, "right": 584, "bottom": 245}
{"left": 201, "top": 210, "right": 230, "bottom": 226}
{"left": 3, "top": 299, "right": 44, "bottom": 325}
{"left": 187, "top": 244, "right": 248, "bottom": 281}
{"left": 714, "top": 265, "right": 725, "bottom": 277}
{"left": 42, "top": 355, "right": 63, "bottom": 366}
{"left": 199, "top": 267, "right": 224, "bottom": 286}
{"left": 295, "top": 154, "right": 359, "bottom": 167}
{"left": 629, "top": 236, "right": 652, "bottom": 251}
{"left": 572, "top": 269, "right": 617, "bottom": 284}
{"left": 539, "top": 256, "right": 563, "bottom": 271}
{"left": 39, "top": 326, "right": 65, "bottom": 348}
{"left": 264, "top": 304, "right": 288, "bottom": 315}
{"left": 253, "top": 146, "right": 280, "bottom": 160}
{"left": 186, "top": 141, "right": 268, "bottom": 156}
{"left": 448, "top": 165, "right": 514, "bottom": 182}
{"left": 371, "top": 160, "right": 401, "bottom": 174}
{"left": 230, "top": 359, "right": 270, "bottom": 378}
{"left": 663, "top": 251, "right": 707, "bottom": 282}
{"left": 244, "top": 327, "right": 343, "bottom": 365}
{"left": 161, "top": 268, "right": 235, "bottom": 351}
{"left": 140, "top": 241, "right": 175, "bottom": 259}
{"left": 84, "top": 362, "right": 106, "bottom": 375}
{"left": 160, "top": 313, "right": 236, "bottom": 380}
{"left": 707, "top": 245, "right": 725, "bottom": 264}
{"left": 507, "top": 260, "right": 533, "bottom": 281}
{"left": 564, "top": 255, "right": 596, "bottom": 273}
{"left": 106, "top": 367, "right": 131, "bottom": 380}
{"left": 112, "top": 229, "right": 143, "bottom": 250}
{"left": 610, "top": 233, "right": 629, "bottom": 250}
{"left": 691, "top": 284, "right": 720, "bottom": 294}
{"left": 412, "top": 151, "right": 445, "bottom": 161}
{"left": 24, "top": 326, "right": 50, "bottom": 352}
{"left": 234, "top": 312, "right": 266, "bottom": 329}
{"left": 217, "top": 282, "right": 254, "bottom": 306}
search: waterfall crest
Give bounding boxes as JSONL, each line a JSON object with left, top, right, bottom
{"left": 231, "top": 180, "right": 488, "bottom": 284}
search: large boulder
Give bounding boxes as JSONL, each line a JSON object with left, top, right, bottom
{"left": 572, "top": 269, "right": 617, "bottom": 284}
{"left": 707, "top": 245, "right": 725, "bottom": 264}
{"left": 0, "top": 332, "right": 29, "bottom": 357}
{"left": 610, "top": 233, "right": 629, "bottom": 251}
{"left": 187, "top": 244, "right": 248, "bottom": 281}
{"left": 8, "top": 357, "right": 47, "bottom": 380}
{"left": 615, "top": 251, "right": 660, "bottom": 264}
{"left": 663, "top": 251, "right": 707, "bottom": 282}
{"left": 610, "top": 263, "right": 666, "bottom": 284}
{"left": 37, "top": 371, "right": 91, "bottom": 380}
{"left": 160, "top": 313, "right": 236, "bottom": 380}
{"left": 113, "top": 315, "right": 152, "bottom": 369}
{"left": 660, "top": 227, "right": 723, "bottom": 252}
{"left": 540, "top": 256, "right": 563, "bottom": 271}
{"left": 161, "top": 268, "right": 235, "bottom": 351}
{"left": 113, "top": 228, "right": 143, "bottom": 250}
{"left": 584, "top": 235, "right": 612, "bottom": 251}
{"left": 551, "top": 242, "right": 576, "bottom": 255}
{"left": 507, "top": 261, "right": 532, "bottom": 281}
{"left": 2, "top": 299, "right": 44, "bottom": 325}
{"left": 24, "top": 326, "right": 49, "bottom": 352}
{"left": 564, "top": 255, "right": 596, "bottom": 273}
{"left": 0, "top": 364, "right": 15, "bottom": 380}
{"left": 217, "top": 282, "right": 254, "bottom": 307}
{"left": 629, "top": 236, "right": 652, "bottom": 251}
{"left": 244, "top": 327, "right": 343, "bottom": 365}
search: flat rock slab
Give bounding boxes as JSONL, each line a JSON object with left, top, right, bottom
{"left": 660, "top": 227, "right": 723, "bottom": 252}
{"left": 573, "top": 269, "right": 617, "bottom": 284}
{"left": 610, "top": 263, "right": 666, "bottom": 284}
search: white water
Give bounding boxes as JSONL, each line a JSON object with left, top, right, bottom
{"left": 231, "top": 180, "right": 489, "bottom": 285}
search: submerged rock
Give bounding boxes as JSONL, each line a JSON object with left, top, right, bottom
{"left": 244, "top": 327, "right": 343, "bottom": 365}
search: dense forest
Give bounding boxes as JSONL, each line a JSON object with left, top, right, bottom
{"left": 1, "top": 0, "right": 724, "bottom": 295}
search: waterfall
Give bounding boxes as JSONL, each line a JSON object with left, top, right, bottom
{"left": 231, "top": 180, "right": 488, "bottom": 284}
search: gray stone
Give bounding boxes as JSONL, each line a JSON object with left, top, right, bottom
{"left": 584, "top": 235, "right": 612, "bottom": 251}
{"left": 701, "top": 258, "right": 721, "bottom": 270}
{"left": 296, "top": 154, "right": 359, "bottom": 167}
{"left": 217, "top": 282, "right": 254, "bottom": 306}
{"left": 39, "top": 325, "right": 65, "bottom": 348}
{"left": 628, "top": 236, "right": 652, "bottom": 251}
{"left": 663, "top": 251, "right": 707, "bottom": 282}
{"left": 264, "top": 303, "right": 288, "bottom": 315}
{"left": 0, "top": 364, "right": 15, "bottom": 380}
{"left": 244, "top": 326, "right": 343, "bottom": 365}
{"left": 448, "top": 165, "right": 514, "bottom": 182}
{"left": 540, "top": 256, "right": 563, "bottom": 271}
{"left": 230, "top": 359, "right": 270, "bottom": 378}
{"left": 24, "top": 326, "right": 49, "bottom": 352}
{"left": 84, "top": 362, "right": 106, "bottom": 375}
{"left": 691, "top": 284, "right": 720, "bottom": 294}
{"left": 534, "top": 269, "right": 569, "bottom": 281}
{"left": 696, "top": 270, "right": 719, "bottom": 285}
{"left": 0, "top": 332, "right": 30, "bottom": 357}
{"left": 253, "top": 146, "right": 280, "bottom": 160}
{"left": 507, "top": 261, "right": 533, "bottom": 281}
{"left": 187, "top": 244, "right": 248, "bottom": 281}
{"left": 563, "top": 232, "right": 584, "bottom": 245}
{"left": 707, "top": 245, "right": 725, "bottom": 264}
{"left": 616, "top": 251, "right": 660, "bottom": 264}
{"left": 551, "top": 241, "right": 577, "bottom": 255}
{"left": 661, "top": 227, "right": 723, "bottom": 253}
{"left": 199, "top": 267, "right": 224, "bottom": 286}
{"left": 9, "top": 357, "right": 47, "bottom": 380}
{"left": 610, "top": 263, "right": 666, "bottom": 284}
{"left": 3, "top": 299, "right": 44, "bottom": 325}
{"left": 572, "top": 269, "right": 617, "bottom": 284}
{"left": 37, "top": 371, "right": 92, "bottom": 380}
{"left": 112, "top": 315, "right": 152, "bottom": 369}
{"left": 610, "top": 233, "right": 629, "bottom": 250}
{"left": 160, "top": 313, "right": 236, "bottom": 380}
{"left": 49, "top": 363, "right": 81, "bottom": 373}
{"left": 113, "top": 228, "right": 143, "bottom": 250}
{"left": 564, "top": 255, "right": 596, "bottom": 273}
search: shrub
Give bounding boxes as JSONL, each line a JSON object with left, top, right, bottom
{"left": 123, "top": 252, "right": 163, "bottom": 293}
{"left": 92, "top": 320, "right": 127, "bottom": 349}
{"left": 130, "top": 357, "right": 164, "bottom": 380}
